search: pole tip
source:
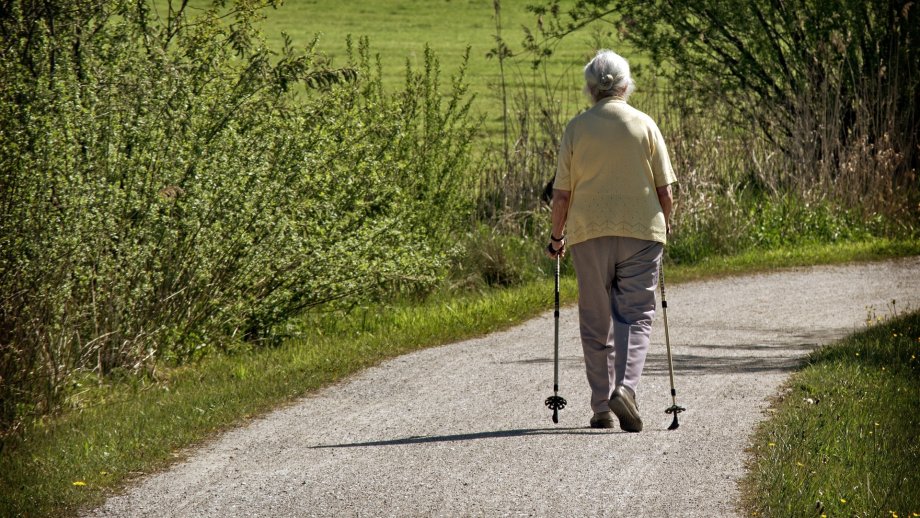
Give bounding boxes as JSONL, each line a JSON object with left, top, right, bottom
{"left": 667, "top": 413, "right": 680, "bottom": 430}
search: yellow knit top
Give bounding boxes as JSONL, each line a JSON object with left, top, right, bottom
{"left": 555, "top": 98, "right": 676, "bottom": 245}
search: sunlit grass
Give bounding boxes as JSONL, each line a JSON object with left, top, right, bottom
{"left": 667, "top": 238, "right": 920, "bottom": 283}
{"left": 743, "top": 310, "right": 920, "bottom": 516}
{"left": 254, "top": 0, "right": 599, "bottom": 116}
{"left": 164, "top": 0, "right": 647, "bottom": 140}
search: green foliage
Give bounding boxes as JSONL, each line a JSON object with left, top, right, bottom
{"left": 526, "top": 0, "right": 919, "bottom": 149}
{"left": 667, "top": 195, "right": 879, "bottom": 264}
{"left": 745, "top": 311, "right": 920, "bottom": 516}
{"left": 523, "top": 0, "right": 919, "bottom": 245}
{"left": 0, "top": 0, "right": 477, "bottom": 435}
{"left": 450, "top": 224, "right": 567, "bottom": 290}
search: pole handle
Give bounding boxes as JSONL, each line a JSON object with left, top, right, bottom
{"left": 658, "top": 260, "right": 667, "bottom": 302}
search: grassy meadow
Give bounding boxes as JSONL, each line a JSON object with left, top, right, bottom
{"left": 233, "top": 0, "right": 638, "bottom": 138}
{"left": 257, "top": 5, "right": 582, "bottom": 92}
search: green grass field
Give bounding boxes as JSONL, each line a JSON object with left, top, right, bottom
{"left": 258, "top": 2, "right": 591, "bottom": 91}
{"left": 157, "top": 0, "right": 641, "bottom": 138}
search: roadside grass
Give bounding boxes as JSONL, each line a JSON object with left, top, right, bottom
{"left": 667, "top": 238, "right": 920, "bottom": 284}
{"left": 743, "top": 310, "right": 920, "bottom": 517}
{"left": 0, "top": 274, "right": 580, "bottom": 517}
{"left": 1, "top": 237, "right": 917, "bottom": 517}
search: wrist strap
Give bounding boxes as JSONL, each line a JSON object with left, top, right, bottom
{"left": 547, "top": 243, "right": 559, "bottom": 254}
{"left": 550, "top": 234, "right": 566, "bottom": 242}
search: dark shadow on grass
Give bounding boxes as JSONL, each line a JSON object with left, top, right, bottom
{"left": 311, "top": 427, "right": 609, "bottom": 449}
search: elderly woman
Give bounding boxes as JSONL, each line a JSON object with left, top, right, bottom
{"left": 545, "top": 50, "right": 676, "bottom": 432}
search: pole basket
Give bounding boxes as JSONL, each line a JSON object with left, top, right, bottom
{"left": 665, "top": 403, "right": 685, "bottom": 430}
{"left": 545, "top": 395, "right": 567, "bottom": 424}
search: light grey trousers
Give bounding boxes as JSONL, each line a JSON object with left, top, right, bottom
{"left": 570, "top": 236, "right": 663, "bottom": 413}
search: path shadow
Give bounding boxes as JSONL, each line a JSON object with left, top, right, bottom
{"left": 641, "top": 352, "right": 806, "bottom": 374}
{"left": 502, "top": 357, "right": 583, "bottom": 366}
{"left": 311, "top": 427, "right": 608, "bottom": 449}
{"left": 505, "top": 341, "right": 812, "bottom": 375}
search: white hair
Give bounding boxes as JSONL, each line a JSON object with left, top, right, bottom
{"left": 583, "top": 50, "right": 635, "bottom": 103}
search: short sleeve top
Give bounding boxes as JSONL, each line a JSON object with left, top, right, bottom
{"left": 555, "top": 98, "right": 676, "bottom": 245}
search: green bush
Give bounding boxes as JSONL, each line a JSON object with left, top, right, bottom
{"left": 667, "top": 194, "right": 880, "bottom": 264}
{"left": 0, "top": 0, "right": 476, "bottom": 436}
{"left": 450, "top": 224, "right": 560, "bottom": 290}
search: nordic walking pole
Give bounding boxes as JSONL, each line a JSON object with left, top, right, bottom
{"left": 545, "top": 255, "right": 567, "bottom": 423}
{"left": 659, "top": 261, "right": 685, "bottom": 430}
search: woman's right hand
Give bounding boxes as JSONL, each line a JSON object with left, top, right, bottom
{"left": 545, "top": 241, "right": 565, "bottom": 259}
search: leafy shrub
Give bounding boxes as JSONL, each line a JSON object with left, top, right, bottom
{"left": 0, "top": 0, "right": 476, "bottom": 435}
{"left": 666, "top": 194, "right": 879, "bottom": 264}
{"left": 451, "top": 224, "right": 555, "bottom": 290}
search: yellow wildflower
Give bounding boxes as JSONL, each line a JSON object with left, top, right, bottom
{"left": 72, "top": 481, "right": 86, "bottom": 486}
{"left": 841, "top": 498, "right": 847, "bottom": 504}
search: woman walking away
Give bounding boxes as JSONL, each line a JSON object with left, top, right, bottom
{"left": 545, "top": 50, "right": 676, "bottom": 432}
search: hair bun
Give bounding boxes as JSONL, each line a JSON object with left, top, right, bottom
{"left": 599, "top": 73, "right": 616, "bottom": 90}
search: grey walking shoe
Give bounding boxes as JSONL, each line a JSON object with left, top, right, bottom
{"left": 608, "top": 385, "right": 643, "bottom": 432}
{"left": 589, "top": 411, "right": 615, "bottom": 429}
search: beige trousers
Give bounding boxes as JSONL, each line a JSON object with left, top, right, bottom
{"left": 570, "top": 236, "right": 662, "bottom": 413}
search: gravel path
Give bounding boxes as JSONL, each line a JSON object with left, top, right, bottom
{"left": 86, "top": 258, "right": 920, "bottom": 517}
